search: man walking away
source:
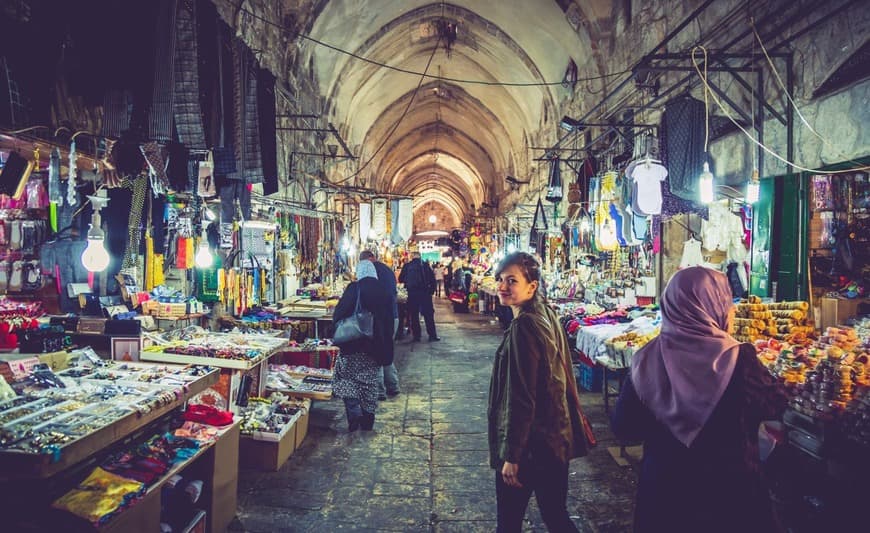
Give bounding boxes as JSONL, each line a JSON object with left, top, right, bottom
{"left": 433, "top": 263, "right": 444, "bottom": 297}
{"left": 359, "top": 250, "right": 400, "bottom": 399}
{"left": 399, "top": 252, "right": 440, "bottom": 342}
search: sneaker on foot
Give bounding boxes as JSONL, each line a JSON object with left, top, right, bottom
{"left": 429, "top": 336, "right": 442, "bottom": 342}
{"left": 386, "top": 390, "right": 400, "bottom": 397}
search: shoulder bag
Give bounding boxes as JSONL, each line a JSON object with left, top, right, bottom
{"left": 333, "top": 285, "right": 375, "bottom": 345}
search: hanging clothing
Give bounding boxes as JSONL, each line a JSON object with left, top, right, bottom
{"left": 661, "top": 95, "right": 706, "bottom": 201}
{"left": 359, "top": 203, "right": 372, "bottom": 242}
{"left": 398, "top": 199, "right": 413, "bottom": 241}
{"left": 679, "top": 238, "right": 704, "bottom": 268}
{"left": 701, "top": 202, "right": 744, "bottom": 253}
{"left": 629, "top": 161, "right": 668, "bottom": 215}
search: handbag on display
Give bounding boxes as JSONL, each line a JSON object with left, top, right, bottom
{"left": 332, "top": 284, "right": 374, "bottom": 345}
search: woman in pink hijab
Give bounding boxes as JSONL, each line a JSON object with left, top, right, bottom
{"left": 611, "top": 267, "right": 787, "bottom": 532}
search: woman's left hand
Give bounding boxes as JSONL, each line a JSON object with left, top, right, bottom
{"left": 501, "top": 461, "right": 522, "bottom": 488}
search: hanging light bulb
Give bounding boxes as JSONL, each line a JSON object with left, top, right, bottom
{"left": 194, "top": 241, "right": 213, "bottom": 268}
{"left": 81, "top": 230, "right": 110, "bottom": 272}
{"left": 746, "top": 169, "right": 760, "bottom": 204}
{"left": 81, "top": 195, "right": 110, "bottom": 272}
{"left": 428, "top": 214, "right": 437, "bottom": 224}
{"left": 698, "top": 162, "right": 715, "bottom": 204}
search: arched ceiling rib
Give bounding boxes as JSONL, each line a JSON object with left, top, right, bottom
{"left": 300, "top": 1, "right": 605, "bottom": 224}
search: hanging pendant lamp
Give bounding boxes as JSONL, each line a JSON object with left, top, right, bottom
{"left": 545, "top": 156, "right": 563, "bottom": 203}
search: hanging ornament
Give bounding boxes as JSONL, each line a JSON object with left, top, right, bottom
{"left": 67, "top": 140, "right": 78, "bottom": 206}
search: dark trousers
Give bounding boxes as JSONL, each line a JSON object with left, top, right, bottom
{"left": 435, "top": 280, "right": 443, "bottom": 297}
{"left": 407, "top": 292, "right": 437, "bottom": 340}
{"left": 495, "top": 456, "right": 579, "bottom": 533}
{"left": 219, "top": 180, "right": 251, "bottom": 222}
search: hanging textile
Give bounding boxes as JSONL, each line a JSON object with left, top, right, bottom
{"left": 359, "top": 203, "right": 372, "bottom": 242}
{"left": 660, "top": 95, "right": 706, "bottom": 201}
{"left": 149, "top": 0, "right": 178, "bottom": 142}
{"left": 371, "top": 198, "right": 388, "bottom": 239}
{"left": 173, "top": 0, "right": 206, "bottom": 150}
{"left": 391, "top": 199, "right": 401, "bottom": 243}
{"left": 398, "top": 199, "right": 413, "bottom": 241}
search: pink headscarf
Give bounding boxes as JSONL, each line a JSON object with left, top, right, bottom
{"left": 630, "top": 267, "right": 741, "bottom": 447}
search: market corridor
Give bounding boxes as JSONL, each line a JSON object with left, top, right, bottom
{"left": 230, "top": 301, "right": 637, "bottom": 532}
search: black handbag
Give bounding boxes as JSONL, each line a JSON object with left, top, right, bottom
{"left": 333, "top": 285, "right": 374, "bottom": 345}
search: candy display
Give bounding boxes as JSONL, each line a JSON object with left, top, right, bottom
{"left": 733, "top": 296, "right": 814, "bottom": 343}
{"left": 755, "top": 324, "right": 870, "bottom": 451}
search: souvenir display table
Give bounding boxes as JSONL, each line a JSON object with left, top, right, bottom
{"left": 0, "top": 357, "right": 219, "bottom": 479}
{"left": 0, "top": 356, "right": 238, "bottom": 533}
{"left": 140, "top": 328, "right": 289, "bottom": 411}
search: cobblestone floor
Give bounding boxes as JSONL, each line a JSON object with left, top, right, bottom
{"left": 230, "top": 300, "right": 637, "bottom": 532}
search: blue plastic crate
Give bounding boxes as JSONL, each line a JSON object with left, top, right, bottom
{"left": 574, "top": 361, "right": 603, "bottom": 393}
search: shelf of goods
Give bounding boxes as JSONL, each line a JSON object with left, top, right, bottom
{"left": 140, "top": 331, "right": 289, "bottom": 370}
{"left": 0, "top": 361, "right": 219, "bottom": 479}
{"left": 755, "top": 318, "right": 870, "bottom": 453}
{"left": 266, "top": 364, "right": 333, "bottom": 400}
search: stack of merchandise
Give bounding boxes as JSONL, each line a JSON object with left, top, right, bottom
{"left": 733, "top": 296, "right": 814, "bottom": 343}
{"left": 266, "top": 365, "right": 333, "bottom": 399}
{"left": 755, "top": 325, "right": 870, "bottom": 450}
{"left": 238, "top": 395, "right": 304, "bottom": 440}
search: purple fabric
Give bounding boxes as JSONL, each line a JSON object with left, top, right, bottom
{"left": 630, "top": 267, "right": 740, "bottom": 447}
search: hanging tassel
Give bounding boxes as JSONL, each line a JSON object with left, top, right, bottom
{"left": 67, "top": 141, "right": 78, "bottom": 206}
{"left": 48, "top": 148, "right": 61, "bottom": 232}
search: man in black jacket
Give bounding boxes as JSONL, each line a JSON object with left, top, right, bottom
{"left": 360, "top": 250, "right": 400, "bottom": 398}
{"left": 399, "top": 252, "right": 440, "bottom": 341}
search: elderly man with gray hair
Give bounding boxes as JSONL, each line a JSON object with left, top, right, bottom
{"left": 359, "top": 250, "right": 400, "bottom": 399}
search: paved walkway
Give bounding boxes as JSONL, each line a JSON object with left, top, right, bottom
{"left": 231, "top": 300, "right": 637, "bottom": 532}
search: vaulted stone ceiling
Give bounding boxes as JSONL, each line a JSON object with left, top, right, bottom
{"left": 294, "top": 0, "right": 613, "bottom": 228}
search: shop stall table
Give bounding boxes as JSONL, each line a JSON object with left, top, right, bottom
{"left": 139, "top": 333, "right": 289, "bottom": 411}
{"left": 0, "top": 362, "right": 219, "bottom": 480}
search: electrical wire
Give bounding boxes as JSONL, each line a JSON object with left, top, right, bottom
{"left": 230, "top": 1, "right": 630, "bottom": 87}
{"left": 751, "top": 18, "right": 869, "bottom": 168}
{"left": 332, "top": 34, "right": 442, "bottom": 187}
{"left": 691, "top": 45, "right": 870, "bottom": 174}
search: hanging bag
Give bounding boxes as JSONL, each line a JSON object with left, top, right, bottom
{"left": 529, "top": 197, "right": 548, "bottom": 255}
{"left": 332, "top": 284, "right": 375, "bottom": 345}
{"left": 554, "top": 316, "right": 597, "bottom": 455}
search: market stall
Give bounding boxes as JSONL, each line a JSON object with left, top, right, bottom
{"left": 0, "top": 350, "right": 239, "bottom": 532}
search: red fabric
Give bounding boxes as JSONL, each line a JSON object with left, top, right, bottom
{"left": 183, "top": 404, "right": 233, "bottom": 426}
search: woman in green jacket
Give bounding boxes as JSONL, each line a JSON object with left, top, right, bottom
{"left": 488, "top": 252, "right": 585, "bottom": 532}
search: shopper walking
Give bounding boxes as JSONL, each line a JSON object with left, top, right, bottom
{"left": 359, "top": 250, "right": 400, "bottom": 399}
{"left": 611, "top": 267, "right": 787, "bottom": 533}
{"left": 488, "top": 252, "right": 585, "bottom": 533}
{"left": 433, "top": 263, "right": 444, "bottom": 297}
{"left": 399, "top": 252, "right": 440, "bottom": 341}
{"left": 331, "top": 261, "right": 394, "bottom": 431}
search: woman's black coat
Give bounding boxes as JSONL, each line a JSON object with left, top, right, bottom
{"left": 332, "top": 278, "right": 394, "bottom": 365}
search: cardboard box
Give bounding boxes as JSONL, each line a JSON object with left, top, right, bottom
{"left": 295, "top": 402, "right": 311, "bottom": 449}
{"left": 819, "top": 297, "right": 868, "bottom": 330}
{"left": 239, "top": 421, "right": 297, "bottom": 471}
{"left": 100, "top": 486, "right": 161, "bottom": 533}
{"left": 207, "top": 422, "right": 239, "bottom": 533}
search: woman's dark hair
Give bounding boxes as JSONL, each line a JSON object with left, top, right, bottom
{"left": 495, "top": 252, "right": 547, "bottom": 303}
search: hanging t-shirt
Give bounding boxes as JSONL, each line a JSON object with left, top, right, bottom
{"left": 630, "top": 162, "right": 668, "bottom": 215}
{"left": 679, "top": 238, "right": 704, "bottom": 268}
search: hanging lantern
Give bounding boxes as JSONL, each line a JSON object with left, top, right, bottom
{"left": 545, "top": 156, "right": 563, "bottom": 203}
